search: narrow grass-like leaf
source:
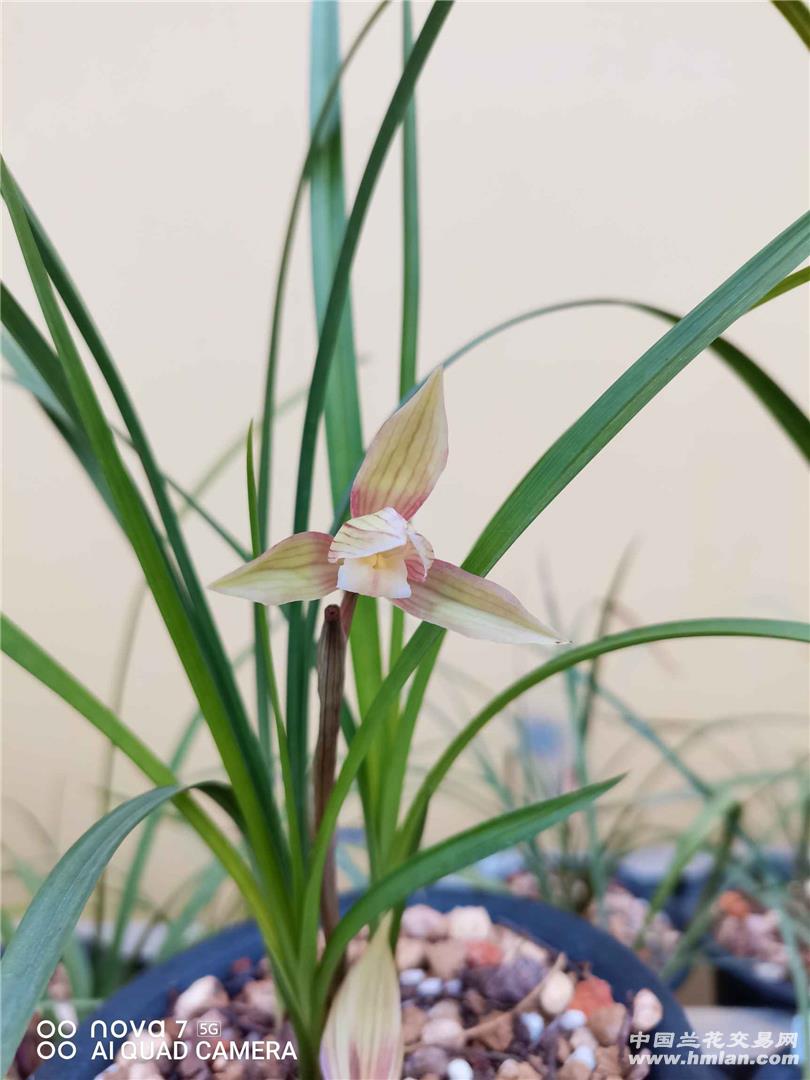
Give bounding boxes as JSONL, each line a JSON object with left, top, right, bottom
{"left": 246, "top": 422, "right": 273, "bottom": 763}
{"left": 2, "top": 285, "right": 116, "bottom": 513}
{"left": 257, "top": 0, "right": 389, "bottom": 545}
{"left": 3, "top": 856, "right": 95, "bottom": 1005}
{"left": 351, "top": 211, "right": 810, "bottom": 875}
{"left": 307, "top": 0, "right": 383, "bottom": 824}
{"left": 441, "top": 297, "right": 810, "bottom": 461}
{"left": 634, "top": 789, "right": 739, "bottom": 946}
{"left": 279, "top": 0, "right": 391, "bottom": 831}
{"left": 662, "top": 804, "right": 741, "bottom": 978}
{"left": 292, "top": 1, "right": 453, "bottom": 536}
{"left": 0, "top": 784, "right": 305, "bottom": 1075}
{"left": 394, "top": 619, "right": 808, "bottom": 860}
{"left": 315, "top": 778, "right": 620, "bottom": 1004}
{"left": 100, "top": 710, "right": 208, "bottom": 995}
{"left": 573, "top": 546, "right": 636, "bottom": 910}
{"left": 0, "top": 786, "right": 179, "bottom": 1075}
{"left": 771, "top": 0, "right": 810, "bottom": 46}
{"left": 399, "top": 0, "right": 420, "bottom": 399}
{"left": 309, "top": 0, "right": 364, "bottom": 509}
{"left": 15, "top": 182, "right": 265, "bottom": 818}
{"left": 287, "top": 0, "right": 449, "bottom": 835}
{"left": 2, "top": 289, "right": 251, "bottom": 557}
{"left": 752, "top": 265, "right": 810, "bottom": 306}
{"left": 246, "top": 430, "right": 305, "bottom": 899}
{"left": 379, "top": 0, "right": 422, "bottom": 836}
{"left": 1, "top": 161, "right": 294, "bottom": 935}
{"left": 155, "top": 859, "right": 229, "bottom": 962}
{"left": 0, "top": 614, "right": 297, "bottom": 986}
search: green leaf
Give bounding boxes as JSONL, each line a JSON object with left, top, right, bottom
{"left": 0, "top": 614, "right": 295, "bottom": 977}
{"left": 2, "top": 285, "right": 117, "bottom": 514}
{"left": 2, "top": 855, "right": 94, "bottom": 1004}
{"left": 276, "top": 5, "right": 392, "bottom": 838}
{"left": 570, "top": 547, "right": 636, "bottom": 914}
{"left": 634, "top": 789, "right": 739, "bottom": 945}
{"left": 2, "top": 328, "right": 69, "bottom": 421}
{"left": 289, "top": 4, "right": 453, "bottom": 863}
{"left": 395, "top": 618, "right": 809, "bottom": 860}
{"left": 771, "top": 0, "right": 810, "bottom": 46}
{"left": 0, "top": 786, "right": 180, "bottom": 1075}
{"left": 1, "top": 160, "right": 294, "bottom": 938}
{"left": 662, "top": 803, "right": 741, "bottom": 978}
{"left": 292, "top": 0, "right": 453, "bottom": 536}
{"left": 99, "top": 704, "right": 207, "bottom": 994}
{"left": 309, "top": 0, "right": 364, "bottom": 510}
{"left": 14, "top": 187, "right": 277, "bottom": 889}
{"left": 440, "top": 297, "right": 810, "bottom": 461}
{"left": 349, "top": 210, "right": 810, "bottom": 876}
{"left": 3, "top": 291, "right": 252, "bottom": 557}
{"left": 466, "top": 213, "right": 810, "bottom": 577}
{"left": 256, "top": 0, "right": 389, "bottom": 545}
{"left": 752, "top": 265, "right": 810, "bottom": 307}
{"left": 315, "top": 777, "right": 621, "bottom": 1003}
{"left": 399, "top": 0, "right": 420, "bottom": 399}
{"left": 155, "top": 859, "right": 229, "bottom": 962}
{"left": 307, "top": 0, "right": 383, "bottom": 835}
{"left": 246, "top": 421, "right": 273, "bottom": 765}
{"left": 376, "top": 0, "right": 423, "bottom": 852}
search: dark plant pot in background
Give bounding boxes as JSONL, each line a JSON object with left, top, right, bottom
{"left": 615, "top": 847, "right": 715, "bottom": 930}
{"left": 709, "top": 849, "right": 800, "bottom": 1012}
{"left": 473, "top": 849, "right": 693, "bottom": 989}
{"left": 34, "top": 887, "right": 714, "bottom": 1079}
{"left": 749, "top": 1066, "right": 802, "bottom": 1080}
{"left": 710, "top": 949, "right": 797, "bottom": 1012}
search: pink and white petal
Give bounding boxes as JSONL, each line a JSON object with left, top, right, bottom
{"left": 320, "top": 916, "right": 403, "bottom": 1080}
{"left": 210, "top": 532, "right": 338, "bottom": 606}
{"left": 393, "top": 559, "right": 564, "bottom": 645}
{"left": 337, "top": 555, "right": 411, "bottom": 600}
{"left": 328, "top": 507, "right": 409, "bottom": 563}
{"left": 404, "top": 528, "right": 434, "bottom": 583}
{"left": 351, "top": 368, "right": 449, "bottom": 520}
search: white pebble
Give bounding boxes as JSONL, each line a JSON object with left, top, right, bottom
{"left": 520, "top": 1011, "right": 545, "bottom": 1044}
{"left": 444, "top": 978, "right": 463, "bottom": 996}
{"left": 571, "top": 1044, "right": 597, "bottom": 1070}
{"left": 417, "top": 976, "right": 444, "bottom": 998}
{"left": 400, "top": 968, "right": 425, "bottom": 987}
{"left": 753, "top": 961, "right": 785, "bottom": 982}
{"left": 421, "top": 1018, "right": 464, "bottom": 1049}
{"left": 447, "top": 905, "right": 492, "bottom": 941}
{"left": 447, "top": 1059, "right": 474, "bottom": 1080}
{"left": 401, "top": 904, "right": 448, "bottom": 939}
{"left": 173, "top": 975, "right": 226, "bottom": 1021}
{"left": 559, "top": 1008, "right": 587, "bottom": 1031}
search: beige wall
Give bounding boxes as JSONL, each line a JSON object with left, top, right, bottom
{"left": 2, "top": 2, "right": 808, "bottom": 906}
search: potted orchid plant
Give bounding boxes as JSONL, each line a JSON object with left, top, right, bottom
{"left": 2, "top": 2, "right": 809, "bottom": 1078}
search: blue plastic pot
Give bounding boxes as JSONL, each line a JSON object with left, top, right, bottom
{"left": 33, "top": 887, "right": 711, "bottom": 1078}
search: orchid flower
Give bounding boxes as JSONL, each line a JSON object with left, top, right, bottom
{"left": 319, "top": 917, "right": 403, "bottom": 1080}
{"left": 212, "top": 370, "right": 562, "bottom": 645}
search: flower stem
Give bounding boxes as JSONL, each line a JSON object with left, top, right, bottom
{"left": 313, "top": 603, "right": 349, "bottom": 945}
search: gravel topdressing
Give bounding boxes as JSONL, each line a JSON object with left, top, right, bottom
{"left": 88, "top": 904, "right": 663, "bottom": 1080}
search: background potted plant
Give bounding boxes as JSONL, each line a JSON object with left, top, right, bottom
{"left": 433, "top": 561, "right": 808, "bottom": 998}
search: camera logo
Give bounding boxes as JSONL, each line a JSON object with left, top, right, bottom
{"left": 36, "top": 1019, "right": 77, "bottom": 1061}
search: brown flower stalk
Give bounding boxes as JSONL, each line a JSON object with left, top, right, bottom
{"left": 313, "top": 603, "right": 349, "bottom": 944}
